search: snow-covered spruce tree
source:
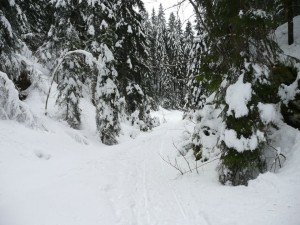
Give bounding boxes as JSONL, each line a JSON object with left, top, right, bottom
{"left": 147, "top": 8, "right": 160, "bottom": 109}
{"left": 187, "top": 0, "right": 298, "bottom": 185}
{"left": 184, "top": 17, "right": 205, "bottom": 117}
{"left": 38, "top": 0, "right": 85, "bottom": 71}
{"left": 164, "top": 13, "right": 185, "bottom": 109}
{"left": 0, "top": 0, "right": 28, "bottom": 79}
{"left": 174, "top": 18, "right": 186, "bottom": 109}
{"left": 182, "top": 16, "right": 215, "bottom": 161}
{"left": 0, "top": 1, "right": 49, "bottom": 101}
{"left": 95, "top": 44, "right": 121, "bottom": 145}
{"left": 55, "top": 55, "right": 83, "bottom": 129}
{"left": 82, "top": 0, "right": 116, "bottom": 101}
{"left": 19, "top": 0, "right": 52, "bottom": 52}
{"left": 42, "top": 0, "right": 87, "bottom": 129}
{"left": 155, "top": 4, "right": 169, "bottom": 105}
{"left": 114, "top": 0, "right": 150, "bottom": 130}
{"left": 140, "top": 10, "right": 158, "bottom": 112}
{"left": 83, "top": 0, "right": 121, "bottom": 145}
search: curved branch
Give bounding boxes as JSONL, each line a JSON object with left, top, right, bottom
{"left": 44, "top": 50, "right": 97, "bottom": 115}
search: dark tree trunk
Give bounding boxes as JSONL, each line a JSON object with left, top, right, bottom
{"left": 286, "top": 0, "right": 294, "bottom": 45}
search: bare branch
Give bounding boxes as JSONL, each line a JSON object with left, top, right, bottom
{"left": 182, "top": 157, "right": 220, "bottom": 175}
{"left": 159, "top": 154, "right": 185, "bottom": 175}
{"left": 172, "top": 138, "right": 192, "bottom": 173}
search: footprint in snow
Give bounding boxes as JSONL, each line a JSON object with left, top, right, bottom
{"left": 34, "top": 149, "right": 51, "bottom": 160}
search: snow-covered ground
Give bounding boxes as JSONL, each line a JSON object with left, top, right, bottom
{"left": 1, "top": 15, "right": 300, "bottom": 225}
{"left": 1, "top": 87, "right": 300, "bottom": 225}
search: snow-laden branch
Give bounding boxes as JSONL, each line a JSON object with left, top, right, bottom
{"left": 45, "top": 50, "right": 97, "bottom": 115}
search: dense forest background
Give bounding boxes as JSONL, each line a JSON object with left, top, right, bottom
{"left": 1, "top": 0, "right": 300, "bottom": 185}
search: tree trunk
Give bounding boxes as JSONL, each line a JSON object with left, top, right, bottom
{"left": 286, "top": 0, "right": 294, "bottom": 45}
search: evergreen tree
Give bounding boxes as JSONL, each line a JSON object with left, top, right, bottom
{"left": 164, "top": 13, "right": 185, "bottom": 109}
{"left": 186, "top": 0, "right": 297, "bottom": 185}
{"left": 148, "top": 8, "right": 160, "bottom": 108}
{"left": 43, "top": 0, "right": 85, "bottom": 128}
{"left": 155, "top": 4, "right": 168, "bottom": 105}
{"left": 56, "top": 56, "right": 82, "bottom": 129}
{"left": 184, "top": 18, "right": 204, "bottom": 114}
{"left": 181, "top": 20, "right": 194, "bottom": 111}
{"left": 87, "top": 0, "right": 121, "bottom": 144}
{"left": 0, "top": 0, "right": 29, "bottom": 79}
{"left": 95, "top": 44, "right": 121, "bottom": 145}
{"left": 114, "top": 0, "right": 150, "bottom": 130}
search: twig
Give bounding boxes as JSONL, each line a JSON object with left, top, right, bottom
{"left": 172, "top": 138, "right": 192, "bottom": 173}
{"left": 159, "top": 154, "right": 185, "bottom": 175}
{"left": 181, "top": 157, "right": 220, "bottom": 175}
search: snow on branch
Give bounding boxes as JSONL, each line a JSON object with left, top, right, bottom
{"left": 45, "top": 49, "right": 98, "bottom": 115}
{"left": 0, "top": 71, "right": 36, "bottom": 126}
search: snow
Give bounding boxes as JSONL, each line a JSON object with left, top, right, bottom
{"left": 225, "top": 75, "right": 252, "bottom": 118}
{"left": 0, "top": 14, "right": 13, "bottom": 38}
{"left": 127, "top": 25, "right": 133, "bottom": 33}
{"left": 88, "top": 25, "right": 95, "bottom": 35}
{"left": 278, "top": 72, "right": 300, "bottom": 104}
{"left": 1, "top": 87, "right": 300, "bottom": 225}
{"left": 223, "top": 129, "right": 265, "bottom": 153}
{"left": 257, "top": 102, "right": 279, "bottom": 124}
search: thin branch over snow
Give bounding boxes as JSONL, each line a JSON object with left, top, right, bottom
{"left": 45, "top": 50, "right": 97, "bottom": 115}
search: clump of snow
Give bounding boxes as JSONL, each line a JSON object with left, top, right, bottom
{"left": 100, "top": 20, "right": 108, "bottom": 29}
{"left": 127, "top": 25, "right": 132, "bottom": 33}
{"left": 278, "top": 72, "right": 300, "bottom": 104}
{"left": 223, "top": 129, "right": 265, "bottom": 152}
{"left": 88, "top": 25, "right": 95, "bottom": 35}
{"left": 257, "top": 102, "right": 279, "bottom": 124}
{"left": 225, "top": 75, "right": 252, "bottom": 118}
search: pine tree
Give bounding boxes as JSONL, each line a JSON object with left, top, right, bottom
{"left": 163, "top": 13, "right": 185, "bottom": 109}
{"left": 114, "top": 0, "right": 150, "bottom": 130}
{"left": 56, "top": 56, "right": 82, "bottom": 129}
{"left": 184, "top": 18, "right": 204, "bottom": 115}
{"left": 95, "top": 44, "right": 121, "bottom": 145}
{"left": 187, "top": 0, "right": 296, "bottom": 185}
{"left": 0, "top": 0, "right": 29, "bottom": 79}
{"left": 155, "top": 4, "right": 168, "bottom": 105}
{"left": 181, "top": 21, "right": 194, "bottom": 111}
{"left": 87, "top": 0, "right": 121, "bottom": 145}
{"left": 148, "top": 8, "right": 160, "bottom": 109}
{"left": 174, "top": 18, "right": 186, "bottom": 108}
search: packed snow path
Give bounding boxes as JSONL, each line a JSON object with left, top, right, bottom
{"left": 1, "top": 109, "right": 300, "bottom": 225}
